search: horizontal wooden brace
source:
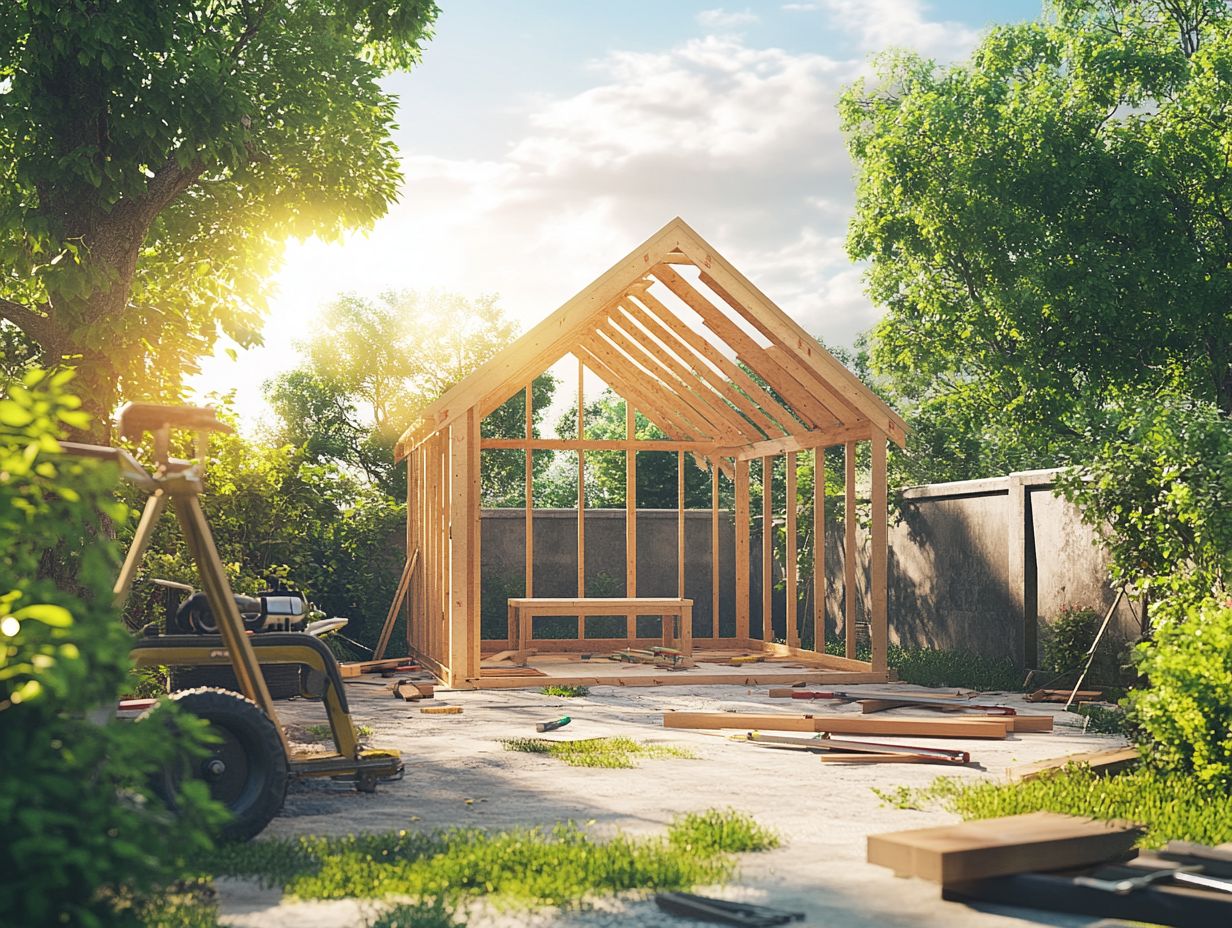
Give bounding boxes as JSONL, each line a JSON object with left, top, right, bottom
{"left": 481, "top": 438, "right": 724, "bottom": 452}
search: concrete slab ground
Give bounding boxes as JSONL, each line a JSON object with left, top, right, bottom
{"left": 218, "top": 682, "right": 1133, "bottom": 928}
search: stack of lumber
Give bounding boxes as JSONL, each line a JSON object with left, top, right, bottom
{"left": 870, "top": 812, "right": 1232, "bottom": 926}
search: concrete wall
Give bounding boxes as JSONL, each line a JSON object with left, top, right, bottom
{"left": 479, "top": 469, "right": 1132, "bottom": 668}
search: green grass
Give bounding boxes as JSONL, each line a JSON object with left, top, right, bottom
{"left": 874, "top": 765, "right": 1232, "bottom": 848}
{"left": 500, "top": 736, "right": 697, "bottom": 768}
{"left": 137, "top": 882, "right": 221, "bottom": 928}
{"left": 303, "top": 723, "right": 374, "bottom": 742}
{"left": 825, "top": 637, "right": 1024, "bottom": 691}
{"left": 541, "top": 684, "right": 590, "bottom": 698}
{"left": 367, "top": 897, "right": 462, "bottom": 928}
{"left": 199, "top": 809, "right": 778, "bottom": 908}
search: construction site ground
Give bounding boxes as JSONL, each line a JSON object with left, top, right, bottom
{"left": 218, "top": 681, "right": 1129, "bottom": 928}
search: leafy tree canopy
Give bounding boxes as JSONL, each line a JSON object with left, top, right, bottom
{"left": 842, "top": 0, "right": 1232, "bottom": 483}
{"left": 0, "top": 0, "right": 438, "bottom": 418}
{"left": 266, "top": 289, "right": 556, "bottom": 500}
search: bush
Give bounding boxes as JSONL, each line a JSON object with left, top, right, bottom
{"left": 1129, "top": 597, "right": 1232, "bottom": 788}
{"left": 0, "top": 369, "right": 219, "bottom": 927}
{"left": 1040, "top": 604, "right": 1125, "bottom": 689}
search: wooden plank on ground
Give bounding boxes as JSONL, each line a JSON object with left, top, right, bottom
{"left": 868, "top": 811, "right": 1143, "bottom": 884}
{"left": 663, "top": 711, "right": 1009, "bottom": 739}
{"left": 1007, "top": 745, "right": 1139, "bottom": 782}
{"left": 340, "top": 658, "right": 410, "bottom": 679}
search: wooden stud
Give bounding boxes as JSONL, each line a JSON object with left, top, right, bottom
{"left": 844, "top": 440, "right": 858, "bottom": 660}
{"left": 626, "top": 398, "right": 637, "bottom": 636}
{"left": 813, "top": 447, "right": 825, "bottom": 653}
{"left": 870, "top": 431, "right": 888, "bottom": 674}
{"left": 734, "top": 458, "right": 750, "bottom": 641}
{"left": 786, "top": 451, "right": 798, "bottom": 648}
{"left": 469, "top": 406, "right": 481, "bottom": 679}
{"left": 761, "top": 456, "right": 773, "bottom": 643}
{"left": 711, "top": 460, "right": 720, "bottom": 640}
{"left": 577, "top": 358, "right": 585, "bottom": 615}
{"left": 448, "top": 419, "right": 472, "bottom": 685}
{"left": 525, "top": 384, "right": 533, "bottom": 600}
{"left": 677, "top": 450, "right": 686, "bottom": 600}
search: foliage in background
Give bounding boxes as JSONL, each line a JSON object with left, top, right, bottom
{"left": 267, "top": 290, "right": 556, "bottom": 503}
{"left": 1040, "top": 605, "right": 1126, "bottom": 689}
{"left": 826, "top": 637, "right": 1023, "bottom": 692}
{"left": 876, "top": 764, "right": 1232, "bottom": 849}
{"left": 201, "top": 810, "right": 777, "bottom": 907}
{"left": 0, "top": 370, "right": 221, "bottom": 927}
{"left": 842, "top": 0, "right": 1232, "bottom": 484}
{"left": 1129, "top": 598, "right": 1232, "bottom": 788}
{"left": 0, "top": 1, "right": 439, "bottom": 420}
{"left": 123, "top": 409, "right": 405, "bottom": 650}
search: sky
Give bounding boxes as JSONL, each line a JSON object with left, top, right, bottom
{"left": 189, "top": 0, "right": 1043, "bottom": 430}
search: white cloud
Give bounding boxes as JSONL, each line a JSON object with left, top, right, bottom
{"left": 193, "top": 2, "right": 986, "bottom": 426}
{"left": 695, "top": 8, "right": 760, "bottom": 30}
{"left": 804, "top": 0, "right": 980, "bottom": 59}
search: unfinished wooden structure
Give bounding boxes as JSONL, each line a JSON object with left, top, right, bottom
{"left": 393, "top": 217, "right": 907, "bottom": 688}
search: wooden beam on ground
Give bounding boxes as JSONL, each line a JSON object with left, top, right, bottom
{"left": 844, "top": 440, "right": 858, "bottom": 660}
{"left": 1007, "top": 746, "right": 1140, "bottom": 783}
{"left": 663, "top": 711, "right": 1010, "bottom": 739}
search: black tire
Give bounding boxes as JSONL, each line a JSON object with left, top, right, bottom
{"left": 152, "top": 687, "right": 289, "bottom": 842}
{"left": 168, "top": 662, "right": 303, "bottom": 700}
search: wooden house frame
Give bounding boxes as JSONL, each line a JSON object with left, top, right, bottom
{"left": 393, "top": 218, "right": 907, "bottom": 688}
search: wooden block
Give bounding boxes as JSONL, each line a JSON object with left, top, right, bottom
{"left": 868, "top": 812, "right": 1142, "bottom": 884}
{"left": 420, "top": 705, "right": 462, "bottom": 715}
{"left": 730, "top": 655, "right": 766, "bottom": 665}
{"left": 663, "top": 711, "right": 1009, "bottom": 739}
{"left": 340, "top": 658, "right": 408, "bottom": 679}
{"left": 1006, "top": 745, "right": 1139, "bottom": 782}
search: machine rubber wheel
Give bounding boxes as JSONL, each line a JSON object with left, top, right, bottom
{"left": 168, "top": 662, "right": 303, "bottom": 700}
{"left": 152, "top": 687, "right": 289, "bottom": 841}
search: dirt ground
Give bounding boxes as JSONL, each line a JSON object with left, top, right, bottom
{"left": 217, "top": 681, "right": 1131, "bottom": 928}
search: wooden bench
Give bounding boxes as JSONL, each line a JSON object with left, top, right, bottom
{"left": 507, "top": 597, "right": 693, "bottom": 664}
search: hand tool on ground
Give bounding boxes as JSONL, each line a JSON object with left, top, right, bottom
{"left": 536, "top": 716, "right": 571, "bottom": 732}
{"left": 740, "top": 731, "right": 970, "bottom": 764}
{"left": 771, "top": 688, "right": 1016, "bottom": 715}
{"left": 654, "top": 891, "right": 804, "bottom": 926}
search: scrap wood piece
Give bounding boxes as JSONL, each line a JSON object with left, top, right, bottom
{"left": 769, "top": 687, "right": 1015, "bottom": 716}
{"left": 654, "top": 891, "right": 804, "bottom": 926}
{"left": 420, "top": 705, "right": 462, "bottom": 715}
{"left": 819, "top": 752, "right": 940, "bottom": 764}
{"left": 664, "top": 710, "right": 1009, "bottom": 739}
{"left": 868, "top": 811, "right": 1143, "bottom": 884}
{"left": 1006, "top": 745, "right": 1139, "bottom": 783}
{"left": 1027, "top": 688, "right": 1103, "bottom": 703}
{"left": 392, "top": 680, "right": 434, "bottom": 701}
{"left": 741, "top": 731, "right": 969, "bottom": 764}
{"left": 730, "top": 654, "right": 766, "bottom": 665}
{"left": 340, "top": 658, "right": 411, "bottom": 679}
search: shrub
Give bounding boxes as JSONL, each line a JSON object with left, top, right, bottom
{"left": 0, "top": 369, "right": 219, "bottom": 927}
{"left": 1040, "top": 605, "right": 1125, "bottom": 689}
{"left": 1129, "top": 597, "right": 1232, "bottom": 788}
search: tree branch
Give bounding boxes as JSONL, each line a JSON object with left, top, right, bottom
{"left": 0, "top": 297, "right": 55, "bottom": 347}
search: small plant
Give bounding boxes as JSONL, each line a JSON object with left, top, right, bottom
{"left": 1072, "top": 703, "right": 1130, "bottom": 735}
{"left": 500, "top": 736, "right": 696, "bottom": 768}
{"left": 541, "top": 684, "right": 589, "bottom": 698}
{"left": 302, "top": 723, "right": 373, "bottom": 742}
{"left": 667, "top": 809, "right": 780, "bottom": 854}
{"left": 368, "top": 897, "right": 462, "bottom": 928}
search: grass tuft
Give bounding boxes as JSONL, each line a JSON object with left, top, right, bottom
{"left": 874, "top": 765, "right": 1232, "bottom": 848}
{"left": 500, "top": 736, "right": 697, "bottom": 768}
{"left": 541, "top": 684, "right": 590, "bottom": 697}
{"left": 367, "top": 897, "right": 462, "bottom": 928}
{"left": 199, "top": 809, "right": 774, "bottom": 908}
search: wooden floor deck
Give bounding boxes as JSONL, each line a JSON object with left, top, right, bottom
{"left": 461, "top": 646, "right": 891, "bottom": 690}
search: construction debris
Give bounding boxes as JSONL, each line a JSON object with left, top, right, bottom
{"left": 739, "top": 731, "right": 970, "bottom": 765}
{"left": 420, "top": 705, "right": 462, "bottom": 715}
{"left": 654, "top": 892, "right": 804, "bottom": 926}
{"left": 1006, "top": 745, "right": 1139, "bottom": 782}
{"left": 1027, "top": 687, "right": 1103, "bottom": 703}
{"left": 339, "top": 658, "right": 411, "bottom": 679}
{"left": 768, "top": 687, "right": 1016, "bottom": 715}
{"left": 392, "top": 680, "right": 434, "bottom": 701}
{"left": 664, "top": 711, "right": 1010, "bottom": 739}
